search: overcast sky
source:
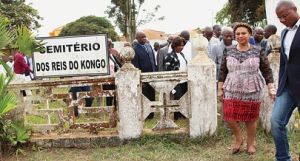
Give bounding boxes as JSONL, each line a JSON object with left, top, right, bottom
{"left": 26, "top": 0, "right": 227, "bottom": 37}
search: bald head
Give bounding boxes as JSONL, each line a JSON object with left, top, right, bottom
{"left": 276, "top": 0, "right": 299, "bottom": 28}
{"left": 213, "top": 24, "right": 222, "bottom": 38}
{"left": 135, "top": 31, "right": 145, "bottom": 39}
{"left": 276, "top": 0, "right": 296, "bottom": 11}
{"left": 202, "top": 26, "right": 214, "bottom": 41}
{"left": 135, "top": 31, "right": 147, "bottom": 45}
{"left": 167, "top": 35, "right": 175, "bottom": 44}
{"left": 253, "top": 27, "right": 264, "bottom": 43}
{"left": 264, "top": 24, "right": 277, "bottom": 39}
{"left": 180, "top": 30, "right": 190, "bottom": 41}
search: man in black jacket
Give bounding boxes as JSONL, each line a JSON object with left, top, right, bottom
{"left": 271, "top": 1, "right": 300, "bottom": 161}
{"left": 132, "top": 31, "right": 156, "bottom": 119}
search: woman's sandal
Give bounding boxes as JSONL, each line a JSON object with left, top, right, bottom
{"left": 247, "top": 145, "right": 256, "bottom": 155}
{"left": 232, "top": 141, "right": 243, "bottom": 154}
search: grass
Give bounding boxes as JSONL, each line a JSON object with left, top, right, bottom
{"left": 3, "top": 118, "right": 300, "bottom": 161}
{"left": 6, "top": 88, "right": 299, "bottom": 161}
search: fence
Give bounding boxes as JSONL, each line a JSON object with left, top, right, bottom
{"left": 6, "top": 41, "right": 299, "bottom": 147}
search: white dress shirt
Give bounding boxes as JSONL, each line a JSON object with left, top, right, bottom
{"left": 283, "top": 19, "right": 300, "bottom": 60}
{"left": 182, "top": 41, "right": 192, "bottom": 62}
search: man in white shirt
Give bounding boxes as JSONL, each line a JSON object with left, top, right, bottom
{"left": 202, "top": 26, "right": 220, "bottom": 60}
{"left": 180, "top": 30, "right": 192, "bottom": 62}
{"left": 6, "top": 56, "right": 14, "bottom": 72}
{"left": 271, "top": 1, "right": 300, "bottom": 161}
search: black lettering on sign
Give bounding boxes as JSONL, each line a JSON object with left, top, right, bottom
{"left": 81, "top": 43, "right": 88, "bottom": 51}
{"left": 100, "top": 59, "right": 106, "bottom": 68}
{"left": 52, "top": 62, "right": 56, "bottom": 71}
{"left": 53, "top": 45, "right": 62, "bottom": 53}
{"left": 74, "top": 43, "right": 80, "bottom": 52}
{"left": 73, "top": 61, "right": 79, "bottom": 69}
{"left": 66, "top": 44, "right": 73, "bottom": 52}
{"left": 92, "top": 43, "right": 100, "bottom": 50}
{"left": 80, "top": 59, "right": 106, "bottom": 69}
{"left": 69, "top": 61, "right": 73, "bottom": 70}
{"left": 36, "top": 62, "right": 49, "bottom": 71}
{"left": 41, "top": 42, "right": 102, "bottom": 54}
{"left": 40, "top": 46, "right": 46, "bottom": 54}
{"left": 52, "top": 61, "right": 68, "bottom": 71}
{"left": 46, "top": 46, "right": 53, "bottom": 53}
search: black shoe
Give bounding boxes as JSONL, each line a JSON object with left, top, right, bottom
{"left": 174, "top": 112, "right": 186, "bottom": 120}
{"left": 146, "top": 112, "right": 154, "bottom": 120}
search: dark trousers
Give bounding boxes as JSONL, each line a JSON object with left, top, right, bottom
{"left": 142, "top": 82, "right": 155, "bottom": 119}
{"left": 103, "top": 84, "right": 116, "bottom": 106}
{"left": 69, "top": 86, "right": 93, "bottom": 117}
{"left": 172, "top": 82, "right": 187, "bottom": 120}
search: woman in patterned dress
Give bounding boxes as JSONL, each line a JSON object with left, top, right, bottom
{"left": 218, "top": 22, "right": 276, "bottom": 154}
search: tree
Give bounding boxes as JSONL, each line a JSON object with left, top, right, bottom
{"left": 215, "top": 3, "right": 231, "bottom": 25}
{"left": 215, "top": 0, "right": 266, "bottom": 26}
{"left": 0, "top": 0, "right": 42, "bottom": 31}
{"left": 59, "top": 16, "right": 119, "bottom": 41}
{"left": 106, "top": 0, "right": 164, "bottom": 42}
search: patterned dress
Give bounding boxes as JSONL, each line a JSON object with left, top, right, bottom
{"left": 219, "top": 45, "right": 274, "bottom": 121}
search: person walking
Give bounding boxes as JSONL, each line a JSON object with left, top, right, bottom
{"left": 271, "top": 1, "right": 300, "bottom": 161}
{"left": 218, "top": 22, "right": 275, "bottom": 155}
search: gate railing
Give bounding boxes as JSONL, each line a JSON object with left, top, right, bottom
{"left": 141, "top": 71, "right": 189, "bottom": 130}
{"left": 8, "top": 76, "right": 117, "bottom": 135}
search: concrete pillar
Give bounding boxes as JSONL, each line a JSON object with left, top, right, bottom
{"left": 260, "top": 49, "right": 280, "bottom": 132}
{"left": 115, "top": 46, "right": 143, "bottom": 139}
{"left": 189, "top": 34, "right": 217, "bottom": 137}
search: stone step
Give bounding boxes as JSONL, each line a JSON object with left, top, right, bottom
{"left": 30, "top": 131, "right": 119, "bottom": 148}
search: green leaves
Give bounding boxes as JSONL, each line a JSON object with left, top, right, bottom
{"left": 0, "top": 60, "right": 16, "bottom": 118}
{"left": 13, "top": 26, "right": 45, "bottom": 56}
{"left": 3, "top": 121, "right": 30, "bottom": 145}
{"left": 0, "top": 0, "right": 42, "bottom": 31}
{"left": 216, "top": 0, "right": 266, "bottom": 26}
{"left": 14, "top": 26, "right": 35, "bottom": 56}
{"left": 0, "top": 91, "right": 16, "bottom": 118}
{"left": 0, "top": 14, "right": 30, "bottom": 148}
{"left": 0, "top": 16, "right": 14, "bottom": 55}
{"left": 0, "top": 60, "right": 26, "bottom": 147}
{"left": 59, "top": 16, "right": 119, "bottom": 41}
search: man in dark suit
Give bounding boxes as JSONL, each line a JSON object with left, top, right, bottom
{"left": 132, "top": 31, "right": 156, "bottom": 119}
{"left": 157, "top": 35, "right": 174, "bottom": 71}
{"left": 271, "top": 1, "right": 300, "bottom": 161}
{"left": 132, "top": 31, "right": 156, "bottom": 72}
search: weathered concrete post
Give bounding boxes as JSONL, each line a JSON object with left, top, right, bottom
{"left": 189, "top": 35, "right": 217, "bottom": 137}
{"left": 260, "top": 49, "right": 280, "bottom": 132}
{"left": 115, "top": 46, "right": 143, "bottom": 139}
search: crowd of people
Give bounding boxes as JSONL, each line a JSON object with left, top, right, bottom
{"left": 128, "top": 0, "right": 299, "bottom": 160}
{"left": 0, "top": 0, "right": 299, "bottom": 160}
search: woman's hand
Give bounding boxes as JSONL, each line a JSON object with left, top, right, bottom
{"left": 217, "top": 89, "right": 224, "bottom": 101}
{"left": 267, "top": 83, "right": 276, "bottom": 101}
{"left": 217, "top": 82, "right": 224, "bottom": 101}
